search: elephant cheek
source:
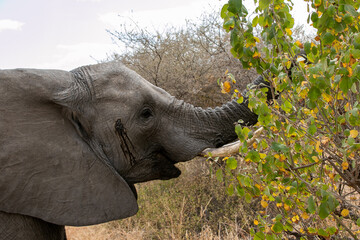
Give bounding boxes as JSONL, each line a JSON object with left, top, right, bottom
{"left": 123, "top": 159, "right": 181, "bottom": 184}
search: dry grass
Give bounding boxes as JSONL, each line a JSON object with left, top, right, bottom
{"left": 66, "top": 158, "right": 254, "bottom": 240}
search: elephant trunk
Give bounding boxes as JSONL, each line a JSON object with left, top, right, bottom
{"left": 163, "top": 75, "right": 269, "bottom": 163}
{"left": 184, "top": 98, "right": 258, "bottom": 147}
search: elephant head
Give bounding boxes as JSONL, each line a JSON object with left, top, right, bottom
{"left": 0, "top": 61, "right": 265, "bottom": 226}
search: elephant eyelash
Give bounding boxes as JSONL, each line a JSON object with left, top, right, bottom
{"left": 140, "top": 108, "right": 153, "bottom": 119}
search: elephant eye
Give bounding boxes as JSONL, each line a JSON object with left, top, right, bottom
{"left": 140, "top": 107, "right": 153, "bottom": 119}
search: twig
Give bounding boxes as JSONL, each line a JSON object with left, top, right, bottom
{"left": 199, "top": 127, "right": 264, "bottom": 157}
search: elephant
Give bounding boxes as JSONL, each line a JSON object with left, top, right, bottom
{"left": 0, "top": 61, "right": 270, "bottom": 239}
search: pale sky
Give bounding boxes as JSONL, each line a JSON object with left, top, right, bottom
{"left": 0, "top": 0, "right": 309, "bottom": 70}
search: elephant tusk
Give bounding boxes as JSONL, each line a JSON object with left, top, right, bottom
{"left": 199, "top": 127, "right": 264, "bottom": 157}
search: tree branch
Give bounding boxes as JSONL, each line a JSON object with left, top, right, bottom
{"left": 199, "top": 127, "right": 264, "bottom": 157}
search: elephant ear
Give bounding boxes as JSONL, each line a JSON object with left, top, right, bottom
{"left": 0, "top": 68, "right": 138, "bottom": 226}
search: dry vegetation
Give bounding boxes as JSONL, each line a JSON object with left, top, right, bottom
{"left": 107, "top": 11, "right": 256, "bottom": 108}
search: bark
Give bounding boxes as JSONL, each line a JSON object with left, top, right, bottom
{"left": 199, "top": 127, "right": 264, "bottom": 157}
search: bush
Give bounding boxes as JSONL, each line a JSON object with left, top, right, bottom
{"left": 219, "top": 0, "right": 360, "bottom": 239}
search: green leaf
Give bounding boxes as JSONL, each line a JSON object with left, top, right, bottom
{"left": 253, "top": 231, "right": 265, "bottom": 240}
{"left": 247, "top": 150, "right": 261, "bottom": 162}
{"left": 228, "top": 0, "right": 242, "bottom": 14}
{"left": 307, "top": 196, "right": 316, "bottom": 214}
{"left": 221, "top": 4, "right": 229, "bottom": 19}
{"left": 357, "top": 218, "right": 360, "bottom": 226}
{"left": 351, "top": 49, "right": 360, "bottom": 59}
{"left": 311, "top": 12, "right": 319, "bottom": 23}
{"left": 245, "top": 193, "right": 252, "bottom": 203}
{"left": 340, "top": 77, "right": 353, "bottom": 94}
{"left": 223, "top": 18, "right": 235, "bottom": 31}
{"left": 343, "top": 13, "right": 353, "bottom": 24}
{"left": 327, "top": 5, "right": 336, "bottom": 16}
{"left": 281, "top": 99, "right": 293, "bottom": 113}
{"left": 235, "top": 125, "right": 245, "bottom": 141}
{"left": 304, "top": 42, "right": 311, "bottom": 54}
{"left": 272, "top": 222, "right": 284, "bottom": 233}
{"left": 308, "top": 86, "right": 321, "bottom": 101}
{"left": 236, "top": 185, "right": 245, "bottom": 196}
{"left": 308, "top": 124, "right": 317, "bottom": 135}
{"left": 266, "top": 234, "right": 276, "bottom": 240}
{"left": 271, "top": 142, "right": 289, "bottom": 153}
{"left": 226, "top": 157, "right": 238, "bottom": 170}
{"left": 227, "top": 183, "right": 234, "bottom": 196}
{"left": 252, "top": 16, "right": 259, "bottom": 27}
{"left": 322, "top": 32, "right": 335, "bottom": 45}
{"left": 259, "top": 0, "right": 271, "bottom": 10}
{"left": 344, "top": 4, "right": 358, "bottom": 17}
{"left": 318, "top": 228, "right": 329, "bottom": 238}
{"left": 319, "top": 202, "right": 330, "bottom": 219}
{"left": 327, "top": 227, "right": 337, "bottom": 235}
{"left": 216, "top": 169, "right": 223, "bottom": 182}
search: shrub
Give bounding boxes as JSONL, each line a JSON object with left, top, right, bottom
{"left": 219, "top": 0, "right": 360, "bottom": 239}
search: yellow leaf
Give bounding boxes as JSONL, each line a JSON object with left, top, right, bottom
{"left": 316, "top": 141, "right": 323, "bottom": 153}
{"left": 285, "top": 28, "right": 292, "bottom": 36}
{"left": 301, "top": 212, "right": 310, "bottom": 219}
{"left": 295, "top": 40, "right": 303, "bottom": 48}
{"left": 253, "top": 51, "right": 261, "bottom": 59}
{"left": 254, "top": 36, "right": 260, "bottom": 43}
{"left": 222, "top": 81, "right": 231, "bottom": 93}
{"left": 284, "top": 203, "right": 290, "bottom": 211}
{"left": 341, "top": 209, "right": 349, "bottom": 217}
{"left": 254, "top": 219, "right": 259, "bottom": 225}
{"left": 322, "top": 93, "right": 332, "bottom": 103}
{"left": 350, "top": 130, "right": 358, "bottom": 138}
{"left": 335, "top": 15, "right": 342, "bottom": 22}
{"left": 336, "top": 92, "right": 344, "bottom": 100}
{"left": 347, "top": 67, "right": 353, "bottom": 77}
{"left": 312, "top": 156, "right": 319, "bottom": 162}
{"left": 261, "top": 200, "right": 268, "bottom": 208}
{"left": 286, "top": 60, "right": 292, "bottom": 69}
{"left": 342, "top": 161, "right": 349, "bottom": 170}
{"left": 253, "top": 142, "right": 258, "bottom": 149}
{"left": 292, "top": 215, "right": 300, "bottom": 223}
{"left": 259, "top": 153, "right": 267, "bottom": 159}
{"left": 276, "top": 202, "right": 283, "bottom": 208}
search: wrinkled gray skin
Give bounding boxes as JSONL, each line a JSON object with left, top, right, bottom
{"left": 0, "top": 61, "right": 269, "bottom": 240}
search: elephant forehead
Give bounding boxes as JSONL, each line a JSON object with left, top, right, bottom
{"left": 93, "top": 75, "right": 154, "bottom": 100}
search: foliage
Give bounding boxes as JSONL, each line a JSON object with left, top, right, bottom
{"left": 219, "top": 0, "right": 360, "bottom": 239}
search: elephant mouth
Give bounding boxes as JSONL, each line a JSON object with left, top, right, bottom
{"left": 122, "top": 151, "right": 181, "bottom": 192}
